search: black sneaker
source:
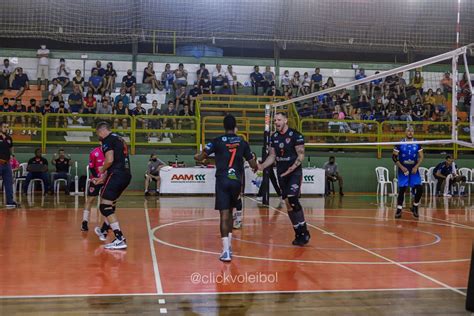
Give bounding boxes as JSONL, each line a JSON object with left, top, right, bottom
{"left": 5, "top": 202, "right": 19, "bottom": 208}
{"left": 81, "top": 221, "right": 89, "bottom": 231}
{"left": 411, "top": 205, "right": 419, "bottom": 218}
{"left": 145, "top": 191, "right": 151, "bottom": 196}
{"left": 301, "top": 231, "right": 311, "bottom": 245}
{"left": 339, "top": 190, "right": 344, "bottom": 196}
{"left": 292, "top": 228, "right": 302, "bottom": 246}
{"left": 395, "top": 208, "right": 403, "bottom": 219}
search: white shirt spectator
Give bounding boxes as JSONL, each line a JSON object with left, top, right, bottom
{"left": 49, "top": 83, "right": 62, "bottom": 96}
{"left": 212, "top": 68, "right": 226, "bottom": 79}
{"left": 1, "top": 64, "right": 13, "bottom": 76}
{"left": 57, "top": 65, "right": 71, "bottom": 78}
{"left": 37, "top": 48, "right": 50, "bottom": 66}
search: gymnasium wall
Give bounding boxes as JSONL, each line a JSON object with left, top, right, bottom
{"left": 11, "top": 153, "right": 474, "bottom": 193}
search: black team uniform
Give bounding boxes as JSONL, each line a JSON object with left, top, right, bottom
{"left": 271, "top": 128, "right": 310, "bottom": 245}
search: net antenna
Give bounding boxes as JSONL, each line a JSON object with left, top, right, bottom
{"left": 270, "top": 43, "right": 474, "bottom": 149}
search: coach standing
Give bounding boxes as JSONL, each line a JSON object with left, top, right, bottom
{"left": 0, "top": 122, "right": 18, "bottom": 208}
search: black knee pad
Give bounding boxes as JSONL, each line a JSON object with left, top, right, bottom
{"left": 99, "top": 204, "right": 114, "bottom": 217}
{"left": 288, "top": 196, "right": 302, "bottom": 212}
{"left": 236, "top": 198, "right": 242, "bottom": 211}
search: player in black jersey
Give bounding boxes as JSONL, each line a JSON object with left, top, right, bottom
{"left": 195, "top": 115, "right": 257, "bottom": 262}
{"left": 259, "top": 112, "right": 310, "bottom": 246}
{"left": 93, "top": 122, "right": 132, "bottom": 250}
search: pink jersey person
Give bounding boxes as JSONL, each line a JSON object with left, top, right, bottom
{"left": 89, "top": 146, "right": 105, "bottom": 179}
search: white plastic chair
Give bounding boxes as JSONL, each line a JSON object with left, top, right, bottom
{"left": 459, "top": 168, "right": 474, "bottom": 195}
{"left": 418, "top": 167, "right": 430, "bottom": 196}
{"left": 53, "top": 166, "right": 71, "bottom": 194}
{"left": 85, "top": 165, "right": 91, "bottom": 198}
{"left": 375, "top": 167, "right": 393, "bottom": 196}
{"left": 392, "top": 165, "right": 398, "bottom": 195}
{"left": 15, "top": 163, "right": 28, "bottom": 195}
{"left": 28, "top": 179, "right": 45, "bottom": 195}
{"left": 427, "top": 167, "right": 438, "bottom": 196}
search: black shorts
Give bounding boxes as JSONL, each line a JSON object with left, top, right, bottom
{"left": 215, "top": 177, "right": 241, "bottom": 211}
{"left": 101, "top": 171, "right": 132, "bottom": 201}
{"left": 278, "top": 172, "right": 302, "bottom": 199}
{"left": 88, "top": 181, "right": 103, "bottom": 197}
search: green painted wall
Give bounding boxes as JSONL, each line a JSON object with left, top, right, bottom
{"left": 13, "top": 153, "right": 474, "bottom": 192}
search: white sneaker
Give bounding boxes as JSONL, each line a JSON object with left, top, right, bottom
{"left": 21, "top": 130, "right": 26, "bottom": 135}
{"left": 256, "top": 196, "right": 263, "bottom": 202}
{"left": 219, "top": 250, "right": 231, "bottom": 262}
{"left": 94, "top": 227, "right": 107, "bottom": 241}
{"left": 33, "top": 130, "right": 37, "bottom": 136}
{"left": 443, "top": 193, "right": 452, "bottom": 198}
{"left": 105, "top": 238, "right": 127, "bottom": 250}
{"left": 233, "top": 220, "right": 242, "bottom": 229}
{"left": 27, "top": 130, "right": 31, "bottom": 135}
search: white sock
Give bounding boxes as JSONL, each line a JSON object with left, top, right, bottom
{"left": 82, "top": 210, "right": 90, "bottom": 222}
{"left": 110, "top": 222, "right": 120, "bottom": 231}
{"left": 228, "top": 233, "right": 232, "bottom": 246}
{"left": 413, "top": 202, "right": 419, "bottom": 207}
{"left": 222, "top": 237, "right": 229, "bottom": 252}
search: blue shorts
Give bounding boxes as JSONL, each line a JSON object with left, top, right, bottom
{"left": 397, "top": 168, "right": 421, "bottom": 187}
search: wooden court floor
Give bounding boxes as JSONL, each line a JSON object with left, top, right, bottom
{"left": 0, "top": 194, "right": 473, "bottom": 315}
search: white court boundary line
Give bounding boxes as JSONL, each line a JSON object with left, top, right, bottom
{"left": 151, "top": 214, "right": 471, "bottom": 264}
{"left": 246, "top": 197, "right": 467, "bottom": 297}
{"left": 0, "top": 287, "right": 467, "bottom": 299}
{"left": 145, "top": 208, "right": 164, "bottom": 294}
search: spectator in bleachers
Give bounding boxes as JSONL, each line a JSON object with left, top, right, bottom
{"left": 324, "top": 77, "right": 336, "bottom": 90}
{"left": 10, "top": 154, "right": 20, "bottom": 175}
{"left": 88, "top": 69, "right": 103, "bottom": 95}
{"left": 114, "top": 87, "right": 131, "bottom": 107}
{"left": 11, "top": 99, "right": 26, "bottom": 135}
{"left": 144, "top": 153, "right": 164, "bottom": 196}
{"left": 147, "top": 100, "right": 162, "bottom": 140}
{"left": 298, "top": 102, "right": 313, "bottom": 118}
{"left": 302, "top": 72, "right": 311, "bottom": 95}
{"left": 96, "top": 98, "right": 113, "bottom": 115}
{"left": 72, "top": 69, "right": 84, "bottom": 93}
{"left": 373, "top": 97, "right": 385, "bottom": 122}
{"left": 311, "top": 67, "right": 323, "bottom": 93}
{"left": 266, "top": 85, "right": 282, "bottom": 98}
{"left": 175, "top": 86, "right": 187, "bottom": 109}
{"left": 56, "top": 58, "right": 71, "bottom": 88}
{"left": 218, "top": 82, "right": 232, "bottom": 95}
{"left": 68, "top": 85, "right": 84, "bottom": 114}
{"left": 104, "top": 62, "right": 117, "bottom": 94}
{"left": 1, "top": 97, "right": 12, "bottom": 127}
{"left": 51, "top": 149, "right": 72, "bottom": 194}
{"left": 408, "top": 71, "right": 424, "bottom": 96}
{"left": 162, "top": 100, "right": 177, "bottom": 134}
{"left": 355, "top": 68, "right": 368, "bottom": 95}
{"left": 370, "top": 71, "right": 383, "bottom": 97}
{"left": 211, "top": 64, "right": 226, "bottom": 93}
{"left": 199, "top": 75, "right": 212, "bottom": 94}
{"left": 440, "top": 72, "right": 453, "bottom": 94}
{"left": 423, "top": 88, "right": 435, "bottom": 116}
{"left": 113, "top": 100, "right": 129, "bottom": 130}
{"left": 26, "top": 99, "right": 40, "bottom": 135}
{"left": 250, "top": 65, "right": 265, "bottom": 95}
{"left": 197, "top": 63, "right": 210, "bottom": 81}
{"left": 383, "top": 74, "right": 397, "bottom": 94}
{"left": 131, "top": 100, "right": 146, "bottom": 129}
{"left": 40, "top": 99, "right": 54, "bottom": 116}
{"left": 400, "top": 99, "right": 413, "bottom": 122}
{"left": 55, "top": 100, "right": 69, "bottom": 129}
{"left": 23, "top": 148, "right": 50, "bottom": 195}
{"left": 411, "top": 97, "right": 426, "bottom": 121}
{"left": 174, "top": 63, "right": 188, "bottom": 90}
{"left": 226, "top": 65, "right": 238, "bottom": 95}
{"left": 143, "top": 61, "right": 161, "bottom": 94}
{"left": 459, "top": 72, "right": 471, "bottom": 107}
{"left": 36, "top": 45, "right": 50, "bottom": 90}
{"left": 281, "top": 70, "right": 290, "bottom": 94}
{"left": 263, "top": 66, "right": 275, "bottom": 93}
{"left": 101, "top": 90, "right": 113, "bottom": 107}
{"left": 434, "top": 88, "right": 447, "bottom": 112}
{"left": 395, "top": 72, "right": 407, "bottom": 97}
{"left": 178, "top": 103, "right": 195, "bottom": 130}
{"left": 188, "top": 83, "right": 201, "bottom": 113}
{"left": 1, "top": 58, "right": 14, "bottom": 89}
{"left": 386, "top": 98, "right": 399, "bottom": 121}
{"left": 121, "top": 69, "right": 137, "bottom": 101}
{"left": 48, "top": 78, "right": 63, "bottom": 102}
{"left": 11, "top": 67, "right": 29, "bottom": 99}
{"left": 290, "top": 71, "right": 301, "bottom": 97}
{"left": 82, "top": 91, "right": 97, "bottom": 114}
{"left": 161, "top": 63, "right": 174, "bottom": 94}
{"left": 358, "top": 95, "right": 371, "bottom": 112}
{"left": 91, "top": 60, "right": 106, "bottom": 77}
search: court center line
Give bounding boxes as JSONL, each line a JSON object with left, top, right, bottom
{"left": 145, "top": 208, "right": 164, "bottom": 294}
{"left": 246, "top": 197, "right": 467, "bottom": 297}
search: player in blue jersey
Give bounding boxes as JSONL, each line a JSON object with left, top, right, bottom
{"left": 392, "top": 126, "right": 424, "bottom": 219}
{"left": 194, "top": 115, "right": 257, "bottom": 262}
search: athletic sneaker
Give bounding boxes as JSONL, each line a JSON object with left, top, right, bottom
{"left": 443, "top": 193, "right": 452, "bottom": 197}
{"left": 104, "top": 238, "right": 127, "bottom": 250}
{"left": 81, "top": 220, "right": 89, "bottom": 232}
{"left": 233, "top": 219, "right": 242, "bottom": 229}
{"left": 395, "top": 208, "right": 403, "bottom": 219}
{"left": 256, "top": 196, "right": 263, "bottom": 202}
{"left": 411, "top": 205, "right": 419, "bottom": 218}
{"left": 219, "top": 250, "right": 231, "bottom": 262}
{"left": 94, "top": 227, "right": 107, "bottom": 241}
{"left": 5, "top": 202, "right": 19, "bottom": 208}
{"left": 145, "top": 191, "right": 151, "bottom": 196}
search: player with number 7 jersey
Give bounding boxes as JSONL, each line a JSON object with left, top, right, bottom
{"left": 195, "top": 115, "right": 257, "bottom": 262}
